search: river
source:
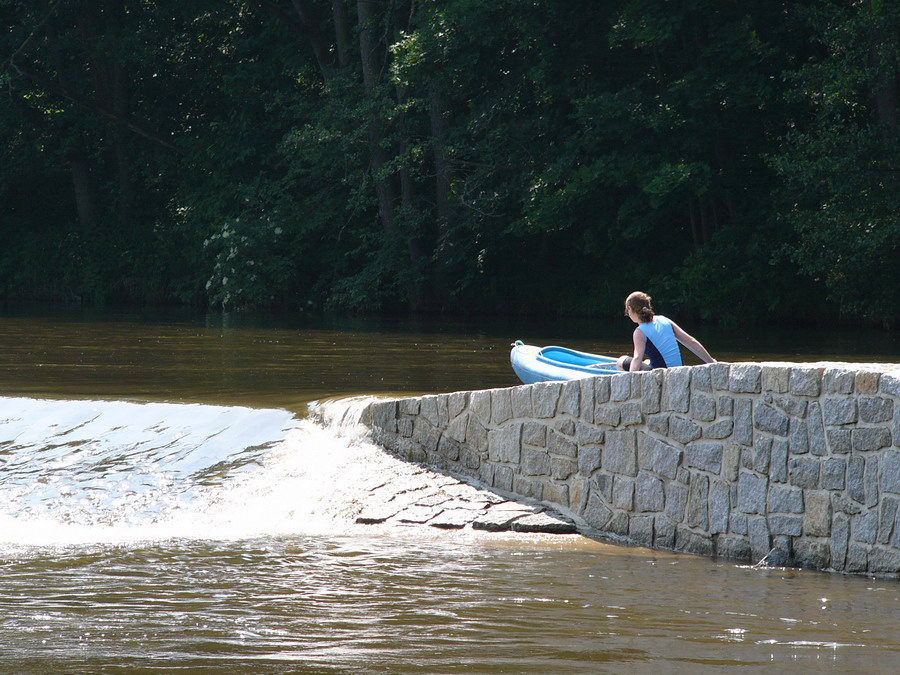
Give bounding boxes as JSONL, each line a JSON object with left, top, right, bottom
{"left": 0, "top": 310, "right": 897, "bottom": 671}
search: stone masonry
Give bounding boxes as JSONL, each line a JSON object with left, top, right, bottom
{"left": 361, "top": 362, "right": 900, "bottom": 576}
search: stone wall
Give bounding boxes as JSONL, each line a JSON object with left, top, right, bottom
{"left": 361, "top": 362, "right": 900, "bottom": 576}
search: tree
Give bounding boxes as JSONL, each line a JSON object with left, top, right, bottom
{"left": 771, "top": 0, "right": 899, "bottom": 325}
{"left": 0, "top": 0, "right": 894, "bottom": 326}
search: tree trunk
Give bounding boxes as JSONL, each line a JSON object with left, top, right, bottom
{"left": 395, "top": 83, "right": 425, "bottom": 310}
{"left": 872, "top": 67, "right": 899, "bottom": 145}
{"left": 69, "top": 157, "right": 97, "bottom": 235}
{"left": 357, "top": 0, "right": 381, "bottom": 91}
{"left": 698, "top": 196, "right": 711, "bottom": 246}
{"left": 290, "top": 0, "right": 334, "bottom": 75}
{"left": 397, "top": 159, "right": 424, "bottom": 310}
{"left": 104, "top": 0, "right": 133, "bottom": 223}
{"left": 250, "top": 0, "right": 334, "bottom": 79}
{"left": 712, "top": 134, "right": 734, "bottom": 224}
{"left": 710, "top": 194, "right": 719, "bottom": 234}
{"left": 357, "top": 0, "right": 398, "bottom": 240}
{"left": 396, "top": 86, "right": 415, "bottom": 213}
{"left": 76, "top": 0, "right": 132, "bottom": 222}
{"left": 428, "top": 84, "right": 452, "bottom": 223}
{"left": 110, "top": 73, "right": 133, "bottom": 223}
{"left": 868, "top": 3, "right": 899, "bottom": 145}
{"left": 69, "top": 155, "right": 101, "bottom": 302}
{"left": 332, "top": 0, "right": 351, "bottom": 68}
{"left": 688, "top": 197, "right": 700, "bottom": 249}
{"left": 723, "top": 190, "right": 736, "bottom": 224}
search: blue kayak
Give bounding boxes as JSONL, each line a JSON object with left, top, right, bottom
{"left": 510, "top": 340, "right": 619, "bottom": 384}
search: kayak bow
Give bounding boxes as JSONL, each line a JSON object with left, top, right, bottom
{"left": 510, "top": 340, "right": 618, "bottom": 384}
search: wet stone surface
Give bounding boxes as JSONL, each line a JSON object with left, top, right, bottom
{"left": 354, "top": 465, "right": 576, "bottom": 534}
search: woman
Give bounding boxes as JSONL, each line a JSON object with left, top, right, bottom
{"left": 617, "top": 292, "right": 716, "bottom": 372}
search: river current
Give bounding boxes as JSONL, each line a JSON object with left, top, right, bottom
{"left": 0, "top": 311, "right": 896, "bottom": 671}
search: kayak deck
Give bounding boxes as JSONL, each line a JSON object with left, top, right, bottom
{"left": 510, "top": 341, "right": 618, "bottom": 384}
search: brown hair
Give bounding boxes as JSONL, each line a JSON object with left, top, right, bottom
{"left": 625, "top": 291, "right": 654, "bottom": 323}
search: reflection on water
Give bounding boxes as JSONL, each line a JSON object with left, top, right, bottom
{"left": 0, "top": 310, "right": 894, "bottom": 414}
{"left": 0, "top": 309, "right": 897, "bottom": 670}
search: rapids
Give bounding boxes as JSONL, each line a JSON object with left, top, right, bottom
{"left": 0, "top": 396, "right": 392, "bottom": 547}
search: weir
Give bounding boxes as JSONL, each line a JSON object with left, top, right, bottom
{"left": 361, "top": 362, "right": 900, "bottom": 576}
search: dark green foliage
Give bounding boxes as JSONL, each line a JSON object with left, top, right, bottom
{"left": 0, "top": 0, "right": 896, "bottom": 325}
{"left": 770, "top": 0, "right": 899, "bottom": 324}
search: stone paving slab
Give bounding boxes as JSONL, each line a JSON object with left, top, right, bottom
{"left": 510, "top": 512, "right": 578, "bottom": 534}
{"left": 414, "top": 492, "right": 453, "bottom": 507}
{"left": 355, "top": 505, "right": 402, "bottom": 524}
{"left": 397, "top": 505, "right": 443, "bottom": 524}
{"left": 472, "top": 509, "right": 535, "bottom": 532}
{"left": 429, "top": 509, "right": 472, "bottom": 529}
{"left": 352, "top": 461, "right": 572, "bottom": 536}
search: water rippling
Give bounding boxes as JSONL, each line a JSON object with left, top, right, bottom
{"left": 0, "top": 395, "right": 896, "bottom": 671}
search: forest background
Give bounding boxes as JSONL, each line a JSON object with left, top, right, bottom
{"left": 1, "top": 0, "right": 897, "bottom": 327}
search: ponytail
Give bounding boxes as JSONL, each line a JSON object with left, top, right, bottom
{"left": 625, "top": 291, "right": 655, "bottom": 323}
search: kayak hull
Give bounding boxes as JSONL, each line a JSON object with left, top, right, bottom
{"left": 510, "top": 342, "right": 619, "bottom": 384}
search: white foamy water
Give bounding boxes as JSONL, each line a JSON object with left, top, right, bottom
{"left": 0, "top": 395, "right": 394, "bottom": 547}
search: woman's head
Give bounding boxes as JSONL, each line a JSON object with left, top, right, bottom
{"left": 624, "top": 291, "right": 654, "bottom": 323}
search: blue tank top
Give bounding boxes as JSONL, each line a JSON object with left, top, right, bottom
{"left": 637, "top": 315, "right": 683, "bottom": 368}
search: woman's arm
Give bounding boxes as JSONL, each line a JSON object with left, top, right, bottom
{"left": 630, "top": 329, "right": 647, "bottom": 371}
{"left": 671, "top": 321, "right": 716, "bottom": 363}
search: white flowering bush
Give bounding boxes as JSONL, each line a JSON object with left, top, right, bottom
{"left": 203, "top": 218, "right": 290, "bottom": 310}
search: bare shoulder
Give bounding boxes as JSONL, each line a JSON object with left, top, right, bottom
{"left": 670, "top": 320, "right": 692, "bottom": 340}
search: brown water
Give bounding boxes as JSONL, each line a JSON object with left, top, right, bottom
{"left": 0, "top": 310, "right": 897, "bottom": 671}
{"left": 0, "top": 310, "right": 894, "bottom": 413}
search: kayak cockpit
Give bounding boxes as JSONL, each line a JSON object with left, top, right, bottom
{"left": 536, "top": 346, "right": 617, "bottom": 373}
